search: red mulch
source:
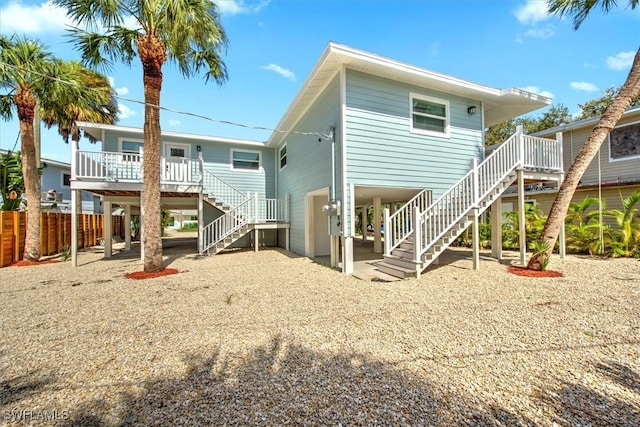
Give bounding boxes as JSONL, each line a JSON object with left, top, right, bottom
{"left": 507, "top": 266, "right": 563, "bottom": 278}
{"left": 125, "top": 268, "right": 179, "bottom": 280}
{"left": 10, "top": 259, "right": 60, "bottom": 267}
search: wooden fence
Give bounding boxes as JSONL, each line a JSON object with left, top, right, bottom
{"left": 0, "top": 211, "right": 124, "bottom": 267}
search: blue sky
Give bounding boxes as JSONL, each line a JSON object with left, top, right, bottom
{"left": 0, "top": 0, "right": 638, "bottom": 163}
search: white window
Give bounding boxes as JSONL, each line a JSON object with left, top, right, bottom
{"left": 231, "top": 149, "right": 261, "bottom": 171}
{"left": 279, "top": 144, "right": 287, "bottom": 169}
{"left": 609, "top": 121, "right": 640, "bottom": 162}
{"left": 410, "top": 93, "right": 449, "bottom": 137}
{"left": 119, "top": 138, "right": 144, "bottom": 162}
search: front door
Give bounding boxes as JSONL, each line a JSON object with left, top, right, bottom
{"left": 162, "top": 142, "right": 192, "bottom": 182}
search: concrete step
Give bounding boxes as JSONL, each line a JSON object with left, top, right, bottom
{"left": 376, "top": 261, "right": 416, "bottom": 279}
{"left": 384, "top": 254, "right": 421, "bottom": 270}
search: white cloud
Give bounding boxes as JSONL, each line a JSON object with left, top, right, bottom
{"left": 514, "top": 0, "right": 550, "bottom": 25}
{"left": 107, "top": 77, "right": 129, "bottom": 96}
{"left": 217, "top": 0, "right": 270, "bottom": 15}
{"left": 520, "top": 86, "right": 554, "bottom": 98}
{"left": 168, "top": 119, "right": 181, "bottom": 127}
{"left": 570, "top": 81, "right": 599, "bottom": 92}
{"left": 606, "top": 51, "right": 635, "bottom": 70}
{"left": 524, "top": 25, "right": 555, "bottom": 39}
{"left": 0, "top": 1, "right": 71, "bottom": 34}
{"left": 118, "top": 103, "right": 136, "bottom": 120}
{"left": 261, "top": 63, "right": 296, "bottom": 81}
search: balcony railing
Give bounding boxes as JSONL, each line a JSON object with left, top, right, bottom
{"left": 74, "top": 150, "right": 200, "bottom": 184}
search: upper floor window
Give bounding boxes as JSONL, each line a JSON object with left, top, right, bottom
{"left": 231, "top": 149, "right": 261, "bottom": 171}
{"left": 62, "top": 173, "right": 71, "bottom": 187}
{"left": 120, "top": 139, "right": 144, "bottom": 162}
{"left": 279, "top": 144, "right": 287, "bottom": 169}
{"left": 609, "top": 122, "right": 640, "bottom": 162}
{"left": 410, "top": 93, "right": 449, "bottom": 137}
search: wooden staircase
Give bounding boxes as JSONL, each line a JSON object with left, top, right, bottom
{"left": 378, "top": 129, "right": 563, "bottom": 279}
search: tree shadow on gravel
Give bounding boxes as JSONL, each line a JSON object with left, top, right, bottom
{"left": 535, "top": 360, "right": 640, "bottom": 426}
{"left": 0, "top": 373, "right": 52, "bottom": 407}
{"left": 62, "top": 335, "right": 534, "bottom": 426}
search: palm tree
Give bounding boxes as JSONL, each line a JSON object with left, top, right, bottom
{"left": 41, "top": 60, "right": 118, "bottom": 145}
{"left": 565, "top": 196, "right": 607, "bottom": 254}
{"left": 527, "top": 0, "right": 640, "bottom": 270}
{"left": 55, "top": 0, "right": 228, "bottom": 272}
{"left": 0, "top": 35, "right": 73, "bottom": 261}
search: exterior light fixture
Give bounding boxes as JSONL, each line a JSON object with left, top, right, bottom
{"left": 467, "top": 106, "right": 477, "bottom": 116}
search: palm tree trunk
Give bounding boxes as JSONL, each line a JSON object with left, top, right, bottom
{"left": 527, "top": 47, "right": 640, "bottom": 270}
{"left": 16, "top": 88, "right": 41, "bottom": 262}
{"left": 138, "top": 35, "right": 166, "bottom": 272}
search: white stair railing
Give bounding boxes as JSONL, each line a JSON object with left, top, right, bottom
{"left": 384, "top": 127, "right": 562, "bottom": 262}
{"left": 384, "top": 189, "right": 432, "bottom": 255}
{"left": 202, "top": 195, "right": 256, "bottom": 252}
{"left": 201, "top": 169, "right": 248, "bottom": 209}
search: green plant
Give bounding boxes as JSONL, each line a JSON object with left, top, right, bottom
{"left": 604, "top": 190, "right": 640, "bottom": 257}
{"left": 530, "top": 239, "right": 551, "bottom": 270}
{"left": 502, "top": 204, "right": 547, "bottom": 250}
{"left": 61, "top": 245, "right": 71, "bottom": 261}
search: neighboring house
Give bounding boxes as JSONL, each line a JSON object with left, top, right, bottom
{"left": 501, "top": 106, "right": 640, "bottom": 217}
{"left": 0, "top": 148, "right": 97, "bottom": 213}
{"left": 72, "top": 42, "right": 564, "bottom": 278}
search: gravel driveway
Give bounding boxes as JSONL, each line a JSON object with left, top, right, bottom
{"left": 1, "top": 244, "right": 639, "bottom": 425}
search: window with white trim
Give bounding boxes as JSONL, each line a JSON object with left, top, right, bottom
{"left": 120, "top": 139, "right": 144, "bottom": 161}
{"left": 62, "top": 173, "right": 71, "bottom": 187}
{"left": 279, "top": 144, "right": 287, "bottom": 169}
{"left": 231, "top": 149, "right": 261, "bottom": 171}
{"left": 609, "top": 121, "right": 640, "bottom": 162}
{"left": 410, "top": 93, "right": 449, "bottom": 137}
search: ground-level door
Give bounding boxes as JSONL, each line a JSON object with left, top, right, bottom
{"left": 305, "top": 187, "right": 332, "bottom": 263}
{"left": 162, "top": 142, "right": 192, "bottom": 182}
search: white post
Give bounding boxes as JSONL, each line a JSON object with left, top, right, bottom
{"left": 285, "top": 193, "right": 289, "bottom": 222}
{"left": 559, "top": 172, "right": 566, "bottom": 259}
{"left": 198, "top": 193, "right": 204, "bottom": 253}
{"left": 361, "top": 206, "right": 368, "bottom": 241}
{"left": 491, "top": 198, "right": 502, "bottom": 260}
{"left": 124, "top": 204, "right": 131, "bottom": 251}
{"left": 104, "top": 201, "right": 112, "bottom": 258}
{"left": 373, "top": 197, "right": 382, "bottom": 254}
{"left": 472, "top": 158, "right": 479, "bottom": 206}
{"left": 254, "top": 229, "right": 259, "bottom": 252}
{"left": 413, "top": 206, "right": 421, "bottom": 264}
{"left": 472, "top": 208, "right": 480, "bottom": 270}
{"left": 517, "top": 124, "right": 524, "bottom": 168}
{"left": 517, "top": 169, "right": 527, "bottom": 266}
{"left": 254, "top": 192, "right": 259, "bottom": 223}
{"left": 383, "top": 208, "right": 390, "bottom": 256}
{"left": 71, "top": 189, "right": 78, "bottom": 267}
{"left": 139, "top": 191, "right": 144, "bottom": 261}
{"left": 343, "top": 236, "right": 353, "bottom": 274}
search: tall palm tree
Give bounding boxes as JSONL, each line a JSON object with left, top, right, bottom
{"left": 55, "top": 0, "right": 228, "bottom": 272}
{"left": 0, "top": 35, "right": 74, "bottom": 261}
{"left": 527, "top": 0, "right": 640, "bottom": 270}
{"left": 41, "top": 60, "right": 119, "bottom": 145}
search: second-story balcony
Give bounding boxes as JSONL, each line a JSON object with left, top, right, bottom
{"left": 73, "top": 150, "right": 202, "bottom": 192}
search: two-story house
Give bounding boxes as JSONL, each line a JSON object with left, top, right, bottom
{"left": 71, "top": 43, "right": 564, "bottom": 278}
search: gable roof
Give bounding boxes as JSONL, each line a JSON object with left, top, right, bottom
{"left": 77, "top": 122, "right": 266, "bottom": 147}
{"left": 0, "top": 148, "right": 70, "bottom": 169}
{"left": 267, "top": 42, "right": 552, "bottom": 147}
{"left": 533, "top": 105, "right": 640, "bottom": 137}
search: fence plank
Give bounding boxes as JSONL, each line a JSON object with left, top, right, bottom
{"left": 0, "top": 211, "right": 123, "bottom": 267}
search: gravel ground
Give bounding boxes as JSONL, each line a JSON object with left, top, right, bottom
{"left": 0, "top": 242, "right": 639, "bottom": 426}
